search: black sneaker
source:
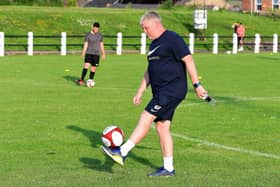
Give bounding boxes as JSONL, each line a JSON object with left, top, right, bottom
{"left": 147, "top": 167, "right": 175, "bottom": 177}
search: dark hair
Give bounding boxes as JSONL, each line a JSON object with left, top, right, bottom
{"left": 93, "top": 22, "right": 100, "bottom": 28}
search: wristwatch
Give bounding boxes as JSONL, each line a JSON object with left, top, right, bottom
{"left": 193, "top": 82, "right": 201, "bottom": 88}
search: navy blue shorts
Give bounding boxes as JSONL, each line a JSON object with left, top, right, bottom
{"left": 145, "top": 95, "right": 183, "bottom": 122}
{"left": 84, "top": 54, "right": 100, "bottom": 67}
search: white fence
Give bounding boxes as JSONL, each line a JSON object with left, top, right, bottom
{"left": 0, "top": 31, "right": 279, "bottom": 56}
{"left": 0, "top": 32, "right": 4, "bottom": 56}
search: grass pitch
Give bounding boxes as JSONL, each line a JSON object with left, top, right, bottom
{"left": 0, "top": 53, "right": 279, "bottom": 186}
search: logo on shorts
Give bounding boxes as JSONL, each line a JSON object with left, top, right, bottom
{"left": 151, "top": 104, "right": 162, "bottom": 113}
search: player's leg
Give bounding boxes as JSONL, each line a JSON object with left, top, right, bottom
{"left": 101, "top": 110, "right": 156, "bottom": 166}
{"left": 89, "top": 55, "right": 99, "bottom": 80}
{"left": 156, "top": 120, "right": 173, "bottom": 158}
{"left": 147, "top": 120, "right": 175, "bottom": 177}
{"left": 127, "top": 110, "right": 156, "bottom": 144}
{"left": 76, "top": 54, "right": 91, "bottom": 85}
{"left": 89, "top": 66, "right": 96, "bottom": 80}
{"left": 240, "top": 37, "right": 244, "bottom": 51}
{"left": 156, "top": 120, "right": 174, "bottom": 170}
{"left": 76, "top": 62, "right": 90, "bottom": 85}
{"left": 120, "top": 96, "right": 165, "bottom": 156}
{"left": 238, "top": 37, "right": 243, "bottom": 51}
{"left": 147, "top": 96, "right": 182, "bottom": 177}
{"left": 121, "top": 110, "right": 156, "bottom": 154}
{"left": 82, "top": 62, "right": 90, "bottom": 79}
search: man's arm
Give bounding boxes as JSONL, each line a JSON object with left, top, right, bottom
{"left": 100, "top": 41, "right": 106, "bottom": 60}
{"left": 81, "top": 41, "right": 88, "bottom": 57}
{"left": 133, "top": 70, "right": 150, "bottom": 105}
{"left": 182, "top": 55, "right": 207, "bottom": 98}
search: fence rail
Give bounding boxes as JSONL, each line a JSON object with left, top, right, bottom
{"left": 0, "top": 32, "right": 279, "bottom": 56}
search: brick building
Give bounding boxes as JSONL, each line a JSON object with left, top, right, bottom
{"left": 79, "top": 0, "right": 180, "bottom": 7}
{"left": 114, "top": 0, "right": 179, "bottom": 3}
{"left": 243, "top": 0, "right": 280, "bottom": 12}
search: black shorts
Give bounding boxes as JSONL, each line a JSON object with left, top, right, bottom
{"left": 145, "top": 94, "right": 183, "bottom": 122}
{"left": 84, "top": 54, "right": 100, "bottom": 67}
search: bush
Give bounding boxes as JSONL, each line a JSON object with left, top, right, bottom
{"left": 66, "top": 0, "right": 77, "bottom": 7}
{"left": 0, "top": 0, "right": 64, "bottom": 6}
{"left": 160, "top": 0, "right": 173, "bottom": 9}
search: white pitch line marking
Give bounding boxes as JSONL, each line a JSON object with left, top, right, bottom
{"left": 171, "top": 132, "right": 280, "bottom": 160}
{"left": 151, "top": 125, "right": 280, "bottom": 160}
{"left": 178, "top": 96, "right": 280, "bottom": 107}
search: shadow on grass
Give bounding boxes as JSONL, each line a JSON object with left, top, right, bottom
{"left": 67, "top": 125, "right": 101, "bottom": 148}
{"left": 63, "top": 75, "right": 80, "bottom": 84}
{"left": 256, "top": 55, "right": 280, "bottom": 62}
{"left": 67, "top": 125, "right": 114, "bottom": 173}
{"left": 67, "top": 125, "right": 158, "bottom": 173}
{"left": 79, "top": 157, "right": 114, "bottom": 173}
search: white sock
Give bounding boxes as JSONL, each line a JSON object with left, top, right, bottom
{"left": 120, "top": 139, "right": 135, "bottom": 157}
{"left": 163, "top": 157, "right": 174, "bottom": 172}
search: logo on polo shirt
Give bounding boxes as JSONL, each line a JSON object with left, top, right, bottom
{"left": 148, "top": 45, "right": 160, "bottom": 56}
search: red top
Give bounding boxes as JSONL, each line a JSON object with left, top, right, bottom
{"left": 237, "top": 25, "right": 245, "bottom": 37}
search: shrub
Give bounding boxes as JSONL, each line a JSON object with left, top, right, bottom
{"left": 160, "top": 0, "right": 173, "bottom": 9}
{"left": 0, "top": 0, "right": 64, "bottom": 6}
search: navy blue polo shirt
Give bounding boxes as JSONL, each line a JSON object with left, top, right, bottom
{"left": 147, "top": 30, "right": 191, "bottom": 99}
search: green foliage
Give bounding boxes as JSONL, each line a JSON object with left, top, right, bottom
{"left": 125, "top": 2, "right": 133, "bottom": 9}
{"left": 0, "top": 0, "right": 63, "bottom": 6}
{"left": 66, "top": 0, "right": 77, "bottom": 7}
{"left": 1, "top": 6, "right": 280, "bottom": 36}
{"left": 159, "top": 0, "right": 173, "bottom": 9}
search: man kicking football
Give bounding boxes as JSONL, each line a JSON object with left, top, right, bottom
{"left": 102, "top": 11, "right": 208, "bottom": 177}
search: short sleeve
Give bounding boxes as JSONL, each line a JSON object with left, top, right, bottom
{"left": 99, "top": 33, "right": 103, "bottom": 42}
{"left": 171, "top": 33, "right": 191, "bottom": 61}
{"left": 84, "top": 33, "right": 89, "bottom": 42}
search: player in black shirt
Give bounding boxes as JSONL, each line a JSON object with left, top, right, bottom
{"left": 102, "top": 11, "right": 208, "bottom": 177}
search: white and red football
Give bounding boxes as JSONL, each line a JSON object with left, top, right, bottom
{"left": 86, "top": 79, "right": 95, "bottom": 88}
{"left": 101, "top": 126, "right": 125, "bottom": 148}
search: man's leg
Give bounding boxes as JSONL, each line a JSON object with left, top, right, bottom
{"left": 240, "top": 38, "right": 244, "bottom": 51}
{"left": 76, "top": 62, "right": 90, "bottom": 85}
{"left": 127, "top": 110, "right": 156, "bottom": 145}
{"left": 89, "top": 55, "right": 99, "bottom": 80}
{"left": 89, "top": 66, "right": 96, "bottom": 80}
{"left": 156, "top": 120, "right": 173, "bottom": 157}
{"left": 156, "top": 120, "right": 174, "bottom": 170}
{"left": 101, "top": 110, "right": 156, "bottom": 165}
{"left": 147, "top": 120, "right": 175, "bottom": 177}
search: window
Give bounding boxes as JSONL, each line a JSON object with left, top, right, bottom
{"left": 256, "top": 0, "right": 262, "bottom": 11}
{"left": 273, "top": 0, "right": 279, "bottom": 9}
